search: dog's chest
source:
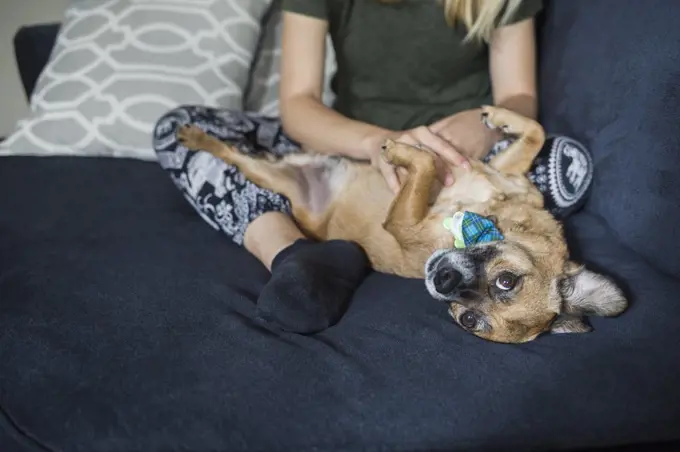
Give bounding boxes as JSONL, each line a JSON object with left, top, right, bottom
{"left": 429, "top": 171, "right": 499, "bottom": 217}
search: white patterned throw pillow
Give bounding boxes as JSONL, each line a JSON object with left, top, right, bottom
{"left": 0, "top": 0, "right": 272, "bottom": 161}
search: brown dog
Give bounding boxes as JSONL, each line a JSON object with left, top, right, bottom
{"left": 176, "top": 106, "right": 627, "bottom": 343}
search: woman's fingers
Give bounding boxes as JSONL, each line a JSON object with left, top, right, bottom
{"left": 413, "top": 126, "right": 470, "bottom": 170}
{"left": 386, "top": 131, "right": 454, "bottom": 186}
{"left": 369, "top": 146, "right": 401, "bottom": 194}
{"left": 431, "top": 154, "right": 453, "bottom": 186}
{"left": 380, "top": 159, "right": 401, "bottom": 194}
{"left": 380, "top": 126, "right": 466, "bottom": 190}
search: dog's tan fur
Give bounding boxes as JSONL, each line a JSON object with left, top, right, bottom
{"left": 177, "top": 106, "right": 627, "bottom": 343}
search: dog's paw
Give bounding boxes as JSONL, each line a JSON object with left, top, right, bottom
{"left": 380, "top": 139, "right": 399, "bottom": 164}
{"left": 381, "top": 139, "right": 417, "bottom": 167}
{"left": 480, "top": 105, "right": 509, "bottom": 132}
{"left": 381, "top": 139, "right": 434, "bottom": 171}
{"left": 480, "top": 105, "right": 495, "bottom": 130}
{"left": 177, "top": 124, "right": 207, "bottom": 150}
{"left": 480, "top": 105, "right": 533, "bottom": 137}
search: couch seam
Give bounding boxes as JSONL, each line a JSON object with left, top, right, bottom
{"left": 0, "top": 401, "right": 55, "bottom": 452}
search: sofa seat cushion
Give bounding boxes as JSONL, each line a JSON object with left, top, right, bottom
{"left": 0, "top": 156, "right": 679, "bottom": 451}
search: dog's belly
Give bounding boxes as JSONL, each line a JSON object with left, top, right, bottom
{"left": 279, "top": 156, "right": 509, "bottom": 276}
{"left": 284, "top": 158, "right": 449, "bottom": 275}
{"left": 326, "top": 169, "right": 394, "bottom": 237}
{"left": 278, "top": 156, "right": 404, "bottom": 269}
{"left": 280, "top": 154, "right": 351, "bottom": 215}
{"left": 295, "top": 162, "right": 335, "bottom": 214}
{"left": 322, "top": 166, "right": 409, "bottom": 272}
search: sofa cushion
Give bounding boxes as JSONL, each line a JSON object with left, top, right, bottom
{"left": 537, "top": 0, "right": 680, "bottom": 277}
{"left": 1, "top": 155, "right": 680, "bottom": 451}
{"left": 0, "top": 0, "right": 272, "bottom": 161}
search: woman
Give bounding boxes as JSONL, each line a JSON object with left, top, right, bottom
{"left": 153, "top": 0, "right": 592, "bottom": 333}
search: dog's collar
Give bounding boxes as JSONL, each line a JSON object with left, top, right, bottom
{"left": 443, "top": 211, "right": 504, "bottom": 248}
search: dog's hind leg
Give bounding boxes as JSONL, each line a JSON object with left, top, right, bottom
{"left": 481, "top": 106, "right": 546, "bottom": 175}
{"left": 176, "top": 124, "right": 332, "bottom": 235}
{"left": 177, "top": 124, "right": 294, "bottom": 186}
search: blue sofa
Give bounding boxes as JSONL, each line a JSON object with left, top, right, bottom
{"left": 1, "top": 1, "right": 679, "bottom": 451}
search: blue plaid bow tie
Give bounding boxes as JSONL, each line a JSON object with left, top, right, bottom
{"left": 442, "top": 211, "right": 504, "bottom": 248}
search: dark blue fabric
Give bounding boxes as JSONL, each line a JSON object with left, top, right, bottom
{"left": 1, "top": 157, "right": 679, "bottom": 451}
{"left": 13, "top": 23, "right": 60, "bottom": 101}
{"left": 2, "top": 1, "right": 680, "bottom": 450}
{"left": 537, "top": 0, "right": 680, "bottom": 278}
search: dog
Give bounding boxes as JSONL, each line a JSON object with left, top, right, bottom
{"left": 176, "top": 106, "right": 627, "bottom": 343}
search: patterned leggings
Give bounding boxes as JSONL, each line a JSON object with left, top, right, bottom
{"left": 152, "top": 106, "right": 593, "bottom": 245}
{"left": 153, "top": 106, "right": 296, "bottom": 245}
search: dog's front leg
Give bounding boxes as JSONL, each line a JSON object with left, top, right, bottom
{"left": 380, "top": 140, "right": 437, "bottom": 246}
{"left": 481, "top": 105, "right": 545, "bottom": 175}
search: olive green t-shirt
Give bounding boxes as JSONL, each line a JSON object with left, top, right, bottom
{"left": 281, "top": 0, "right": 542, "bottom": 131}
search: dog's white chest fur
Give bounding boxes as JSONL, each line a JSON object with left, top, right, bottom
{"left": 430, "top": 164, "right": 535, "bottom": 218}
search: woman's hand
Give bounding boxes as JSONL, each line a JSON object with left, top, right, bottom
{"left": 369, "top": 146, "right": 402, "bottom": 194}
{"left": 392, "top": 126, "right": 472, "bottom": 184}
{"left": 366, "top": 125, "right": 471, "bottom": 194}
{"left": 429, "top": 109, "right": 502, "bottom": 161}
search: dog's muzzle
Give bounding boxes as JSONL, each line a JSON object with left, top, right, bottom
{"left": 432, "top": 262, "right": 463, "bottom": 295}
{"left": 425, "top": 249, "right": 475, "bottom": 301}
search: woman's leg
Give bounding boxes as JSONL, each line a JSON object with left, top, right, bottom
{"left": 243, "top": 212, "right": 305, "bottom": 270}
{"left": 484, "top": 135, "right": 594, "bottom": 219}
{"left": 153, "top": 106, "right": 370, "bottom": 333}
{"left": 153, "top": 105, "right": 294, "bottom": 246}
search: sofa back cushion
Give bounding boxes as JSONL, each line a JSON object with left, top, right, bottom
{"left": 537, "top": 0, "right": 680, "bottom": 277}
{"left": 0, "top": 0, "right": 272, "bottom": 161}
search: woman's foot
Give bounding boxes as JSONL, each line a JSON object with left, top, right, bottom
{"left": 244, "top": 213, "right": 371, "bottom": 334}
{"left": 256, "top": 239, "right": 371, "bottom": 334}
{"left": 486, "top": 135, "right": 594, "bottom": 219}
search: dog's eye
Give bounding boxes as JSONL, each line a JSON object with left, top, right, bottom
{"left": 460, "top": 311, "right": 478, "bottom": 329}
{"left": 495, "top": 272, "right": 518, "bottom": 291}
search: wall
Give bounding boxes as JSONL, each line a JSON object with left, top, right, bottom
{"left": 0, "top": 0, "right": 69, "bottom": 136}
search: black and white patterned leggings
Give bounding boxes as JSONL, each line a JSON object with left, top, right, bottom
{"left": 153, "top": 106, "right": 296, "bottom": 245}
{"left": 152, "top": 106, "right": 593, "bottom": 245}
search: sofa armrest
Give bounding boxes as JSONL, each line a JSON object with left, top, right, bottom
{"left": 13, "top": 23, "right": 61, "bottom": 100}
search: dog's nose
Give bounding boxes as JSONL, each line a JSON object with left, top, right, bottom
{"left": 433, "top": 265, "right": 462, "bottom": 295}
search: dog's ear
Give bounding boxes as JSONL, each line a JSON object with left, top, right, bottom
{"left": 558, "top": 262, "right": 628, "bottom": 318}
{"left": 549, "top": 314, "right": 593, "bottom": 335}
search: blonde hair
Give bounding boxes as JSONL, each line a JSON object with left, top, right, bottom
{"left": 377, "top": 0, "right": 524, "bottom": 43}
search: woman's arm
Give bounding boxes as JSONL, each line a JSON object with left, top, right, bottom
{"left": 279, "top": 11, "right": 467, "bottom": 190}
{"left": 430, "top": 16, "right": 539, "bottom": 160}
{"left": 489, "top": 17, "right": 538, "bottom": 119}
{"left": 279, "top": 12, "right": 389, "bottom": 160}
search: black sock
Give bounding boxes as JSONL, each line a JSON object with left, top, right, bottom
{"left": 255, "top": 239, "right": 371, "bottom": 334}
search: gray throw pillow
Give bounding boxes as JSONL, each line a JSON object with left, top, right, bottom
{"left": 0, "top": 0, "right": 272, "bottom": 161}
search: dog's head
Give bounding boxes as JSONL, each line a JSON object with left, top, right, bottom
{"left": 424, "top": 208, "right": 627, "bottom": 343}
